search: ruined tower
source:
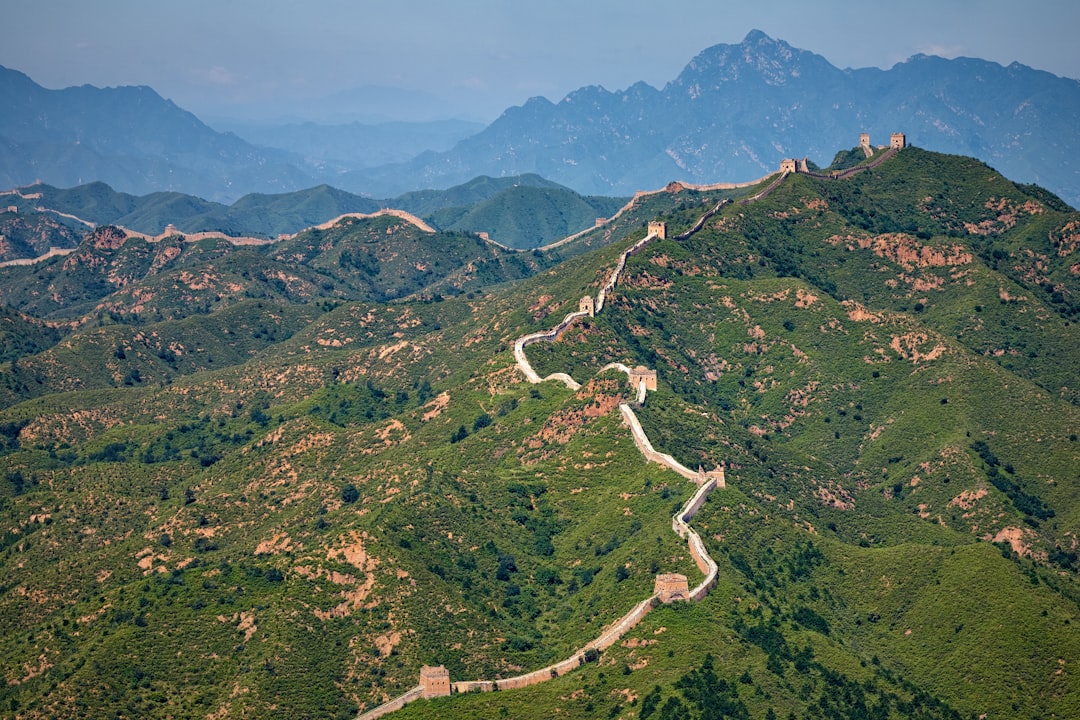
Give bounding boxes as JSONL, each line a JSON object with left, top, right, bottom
{"left": 696, "top": 462, "right": 726, "bottom": 489}
{"left": 647, "top": 221, "right": 667, "bottom": 240}
{"left": 579, "top": 295, "right": 595, "bottom": 317}
{"left": 628, "top": 366, "right": 657, "bottom": 392}
{"left": 419, "top": 665, "right": 452, "bottom": 699}
{"left": 654, "top": 573, "right": 690, "bottom": 603}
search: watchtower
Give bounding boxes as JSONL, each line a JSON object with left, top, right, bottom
{"left": 779, "top": 158, "right": 797, "bottom": 173}
{"left": 579, "top": 295, "right": 595, "bottom": 317}
{"left": 647, "top": 221, "right": 667, "bottom": 240}
{"left": 890, "top": 132, "right": 906, "bottom": 149}
{"left": 628, "top": 366, "right": 657, "bottom": 392}
{"left": 697, "top": 462, "right": 726, "bottom": 489}
{"left": 859, "top": 133, "right": 870, "bottom": 149}
{"left": 419, "top": 665, "right": 452, "bottom": 698}
{"left": 654, "top": 573, "right": 690, "bottom": 603}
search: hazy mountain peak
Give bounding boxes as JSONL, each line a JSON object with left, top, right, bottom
{"left": 671, "top": 29, "right": 835, "bottom": 90}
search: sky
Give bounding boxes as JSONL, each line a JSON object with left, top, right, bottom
{"left": 3, "top": 0, "right": 1079, "bottom": 124}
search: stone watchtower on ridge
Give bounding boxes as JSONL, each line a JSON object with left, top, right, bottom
{"left": 419, "top": 665, "right": 451, "bottom": 698}
{"left": 696, "top": 462, "right": 726, "bottom": 489}
{"left": 579, "top": 295, "right": 595, "bottom": 317}
{"left": 890, "top": 132, "right": 906, "bottom": 149}
{"left": 779, "top": 158, "right": 797, "bottom": 173}
{"left": 628, "top": 366, "right": 657, "bottom": 392}
{"left": 647, "top": 221, "right": 667, "bottom": 240}
{"left": 654, "top": 573, "right": 690, "bottom": 603}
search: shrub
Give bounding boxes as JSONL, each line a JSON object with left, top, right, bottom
{"left": 341, "top": 483, "right": 359, "bottom": 504}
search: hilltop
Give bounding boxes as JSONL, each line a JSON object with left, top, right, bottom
{"left": 0, "top": 145, "right": 1077, "bottom": 719}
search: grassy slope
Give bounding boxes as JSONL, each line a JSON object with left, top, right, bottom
{"left": 0, "top": 149, "right": 1078, "bottom": 719}
{"left": 429, "top": 185, "right": 628, "bottom": 249}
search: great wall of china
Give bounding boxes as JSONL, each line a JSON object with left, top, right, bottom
{"left": 360, "top": 196, "right": 734, "bottom": 720}
{"left": 1, "top": 133, "right": 905, "bottom": 271}
{"left": 0, "top": 209, "right": 437, "bottom": 267}
{"left": 7, "top": 139, "right": 903, "bottom": 718}
{"left": 357, "top": 133, "right": 905, "bottom": 719}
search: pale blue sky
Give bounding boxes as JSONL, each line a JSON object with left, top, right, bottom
{"left": 3, "top": 0, "right": 1078, "bottom": 122}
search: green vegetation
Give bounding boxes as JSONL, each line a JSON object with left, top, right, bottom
{"left": 429, "top": 184, "right": 627, "bottom": 249}
{"left": 0, "top": 148, "right": 1078, "bottom": 719}
{"left": 3, "top": 175, "right": 629, "bottom": 262}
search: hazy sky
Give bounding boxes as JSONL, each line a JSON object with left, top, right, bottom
{"left": 4, "top": 0, "right": 1079, "bottom": 123}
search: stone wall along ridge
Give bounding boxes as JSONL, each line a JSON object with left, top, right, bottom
{"left": 361, "top": 146, "right": 905, "bottom": 717}
{"left": 357, "top": 687, "right": 423, "bottom": 720}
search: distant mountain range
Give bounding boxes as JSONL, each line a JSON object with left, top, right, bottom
{"left": 0, "top": 174, "right": 627, "bottom": 261}
{"left": 0, "top": 65, "right": 317, "bottom": 202}
{"left": 2, "top": 31, "right": 1079, "bottom": 207}
{"left": 208, "top": 118, "right": 484, "bottom": 170}
{"left": 368, "top": 31, "right": 1080, "bottom": 205}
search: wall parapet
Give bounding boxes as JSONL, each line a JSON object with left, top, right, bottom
{"left": 619, "top": 404, "right": 705, "bottom": 483}
{"left": 673, "top": 478, "right": 719, "bottom": 600}
{"left": 513, "top": 308, "right": 591, "bottom": 389}
{"left": 358, "top": 687, "right": 424, "bottom": 720}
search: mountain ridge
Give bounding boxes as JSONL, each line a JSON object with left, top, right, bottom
{"left": 4, "top": 31, "right": 1080, "bottom": 208}
{"left": 360, "top": 30, "right": 1080, "bottom": 206}
{"left": 0, "top": 145, "right": 1078, "bottom": 718}
{"left": 0, "top": 174, "right": 632, "bottom": 261}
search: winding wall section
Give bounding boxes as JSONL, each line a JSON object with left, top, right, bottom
{"left": 358, "top": 144, "right": 903, "bottom": 719}
{"left": 359, "top": 200, "right": 728, "bottom": 720}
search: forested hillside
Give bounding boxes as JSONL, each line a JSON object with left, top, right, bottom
{"left": 0, "top": 147, "right": 1077, "bottom": 719}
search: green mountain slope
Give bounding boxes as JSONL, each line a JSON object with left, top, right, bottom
{"left": 0, "top": 147, "right": 1077, "bottom": 720}
{"left": 0, "top": 206, "right": 87, "bottom": 259}
{"left": 391, "top": 173, "right": 568, "bottom": 217}
{"left": 429, "top": 184, "right": 628, "bottom": 249}
{"left": 4, "top": 175, "right": 629, "bottom": 260}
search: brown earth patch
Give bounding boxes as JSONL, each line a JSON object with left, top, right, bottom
{"left": 374, "top": 631, "right": 402, "bottom": 657}
{"left": 990, "top": 526, "right": 1032, "bottom": 557}
{"left": 948, "top": 488, "right": 988, "bottom": 510}
{"left": 795, "top": 288, "right": 818, "bottom": 307}
{"left": 814, "top": 482, "right": 855, "bottom": 510}
{"left": 421, "top": 392, "right": 450, "bottom": 421}
{"left": 254, "top": 532, "right": 293, "bottom": 556}
{"left": 217, "top": 611, "right": 258, "bottom": 642}
{"left": 889, "top": 332, "right": 947, "bottom": 363}
{"left": 1051, "top": 220, "right": 1080, "bottom": 257}
{"left": 856, "top": 233, "right": 973, "bottom": 270}
{"left": 526, "top": 379, "right": 622, "bottom": 448}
